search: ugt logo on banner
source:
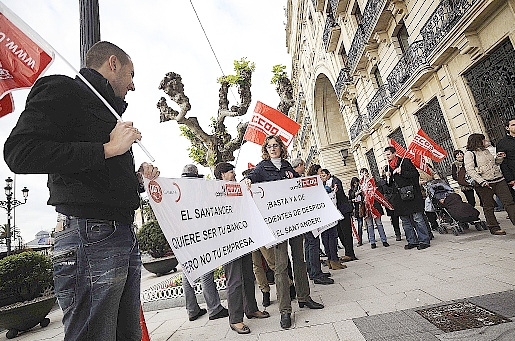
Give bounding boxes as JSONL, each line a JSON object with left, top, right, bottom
{"left": 244, "top": 101, "right": 300, "bottom": 147}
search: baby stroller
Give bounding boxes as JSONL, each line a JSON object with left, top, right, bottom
{"left": 425, "top": 179, "right": 487, "bottom": 235}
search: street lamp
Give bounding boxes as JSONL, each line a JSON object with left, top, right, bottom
{"left": 0, "top": 177, "right": 29, "bottom": 256}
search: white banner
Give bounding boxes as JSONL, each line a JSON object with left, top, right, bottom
{"left": 250, "top": 176, "right": 343, "bottom": 246}
{"left": 144, "top": 177, "right": 275, "bottom": 286}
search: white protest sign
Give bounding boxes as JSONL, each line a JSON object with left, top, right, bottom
{"left": 312, "top": 221, "right": 338, "bottom": 238}
{"left": 144, "top": 177, "right": 275, "bottom": 286}
{"left": 250, "top": 176, "right": 343, "bottom": 246}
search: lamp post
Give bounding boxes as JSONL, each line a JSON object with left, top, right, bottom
{"left": 0, "top": 177, "right": 29, "bottom": 256}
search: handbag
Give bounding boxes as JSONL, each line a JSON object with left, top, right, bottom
{"left": 398, "top": 185, "right": 415, "bottom": 201}
{"left": 358, "top": 202, "right": 366, "bottom": 218}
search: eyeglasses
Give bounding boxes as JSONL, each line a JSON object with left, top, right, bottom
{"left": 266, "top": 144, "right": 280, "bottom": 150}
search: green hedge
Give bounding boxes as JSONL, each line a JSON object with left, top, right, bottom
{"left": 136, "top": 220, "right": 171, "bottom": 258}
{"left": 0, "top": 251, "right": 53, "bottom": 305}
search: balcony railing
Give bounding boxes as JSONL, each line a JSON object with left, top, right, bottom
{"left": 366, "top": 84, "right": 391, "bottom": 121}
{"left": 322, "top": 14, "right": 336, "bottom": 50}
{"left": 421, "top": 0, "right": 477, "bottom": 55}
{"left": 347, "top": 0, "right": 387, "bottom": 72}
{"left": 329, "top": 0, "right": 349, "bottom": 18}
{"left": 386, "top": 40, "right": 427, "bottom": 97}
{"left": 311, "top": 0, "right": 325, "bottom": 12}
{"left": 349, "top": 116, "right": 363, "bottom": 141}
{"left": 305, "top": 145, "right": 318, "bottom": 167}
{"left": 334, "top": 67, "right": 353, "bottom": 98}
{"left": 299, "top": 116, "right": 311, "bottom": 145}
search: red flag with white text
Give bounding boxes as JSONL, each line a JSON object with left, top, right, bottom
{"left": 244, "top": 101, "right": 300, "bottom": 147}
{"left": 0, "top": 2, "right": 54, "bottom": 108}
{"left": 359, "top": 175, "right": 393, "bottom": 219}
{"left": 389, "top": 138, "right": 432, "bottom": 175}
{"left": 0, "top": 93, "right": 13, "bottom": 117}
{"left": 408, "top": 129, "right": 447, "bottom": 161}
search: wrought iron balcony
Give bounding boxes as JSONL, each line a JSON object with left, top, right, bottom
{"left": 349, "top": 116, "right": 363, "bottom": 141}
{"left": 305, "top": 145, "right": 318, "bottom": 167}
{"left": 329, "top": 0, "right": 349, "bottom": 18}
{"left": 299, "top": 116, "right": 311, "bottom": 145}
{"left": 386, "top": 40, "right": 427, "bottom": 97}
{"left": 322, "top": 14, "right": 338, "bottom": 51}
{"left": 347, "top": 0, "right": 387, "bottom": 71}
{"left": 366, "top": 84, "right": 391, "bottom": 122}
{"left": 334, "top": 67, "right": 353, "bottom": 98}
{"left": 311, "top": 0, "right": 325, "bottom": 12}
{"left": 421, "top": 0, "right": 477, "bottom": 55}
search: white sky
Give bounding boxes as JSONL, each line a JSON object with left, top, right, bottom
{"left": 0, "top": 0, "right": 291, "bottom": 242}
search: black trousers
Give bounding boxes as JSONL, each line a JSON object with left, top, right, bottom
{"left": 336, "top": 212, "right": 356, "bottom": 258}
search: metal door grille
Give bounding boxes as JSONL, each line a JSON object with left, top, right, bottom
{"left": 388, "top": 128, "right": 406, "bottom": 148}
{"left": 365, "top": 148, "right": 380, "bottom": 179}
{"left": 464, "top": 39, "right": 515, "bottom": 145}
{"left": 415, "top": 98, "right": 454, "bottom": 176}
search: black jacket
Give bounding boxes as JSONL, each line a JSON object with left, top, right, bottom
{"left": 385, "top": 158, "right": 424, "bottom": 216}
{"left": 4, "top": 68, "right": 140, "bottom": 223}
{"left": 246, "top": 159, "right": 298, "bottom": 183}
{"left": 496, "top": 134, "right": 515, "bottom": 182}
{"left": 330, "top": 175, "right": 352, "bottom": 214}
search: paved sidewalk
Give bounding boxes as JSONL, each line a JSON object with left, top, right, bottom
{"left": 3, "top": 211, "right": 515, "bottom": 340}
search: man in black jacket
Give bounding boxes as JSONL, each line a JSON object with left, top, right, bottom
{"left": 384, "top": 146, "right": 430, "bottom": 250}
{"left": 496, "top": 117, "right": 515, "bottom": 201}
{"left": 4, "top": 41, "right": 159, "bottom": 341}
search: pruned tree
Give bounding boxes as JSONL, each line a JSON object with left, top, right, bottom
{"left": 157, "top": 58, "right": 255, "bottom": 169}
{"left": 271, "top": 64, "right": 295, "bottom": 115}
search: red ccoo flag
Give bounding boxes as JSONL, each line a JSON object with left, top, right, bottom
{"left": 0, "top": 2, "right": 54, "bottom": 111}
{"left": 244, "top": 101, "right": 300, "bottom": 147}
{"left": 389, "top": 138, "right": 432, "bottom": 175}
{"left": 0, "top": 93, "right": 13, "bottom": 117}
{"left": 408, "top": 128, "right": 447, "bottom": 162}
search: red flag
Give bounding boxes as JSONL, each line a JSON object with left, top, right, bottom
{"left": 244, "top": 101, "right": 300, "bottom": 147}
{"left": 389, "top": 138, "right": 432, "bottom": 175}
{"left": 0, "top": 3, "right": 54, "bottom": 101}
{"left": 359, "top": 176, "right": 393, "bottom": 219}
{"left": 0, "top": 93, "right": 14, "bottom": 117}
{"left": 408, "top": 129, "right": 447, "bottom": 161}
{"left": 247, "top": 163, "right": 255, "bottom": 169}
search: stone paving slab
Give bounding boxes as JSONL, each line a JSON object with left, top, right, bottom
{"left": 2, "top": 213, "right": 515, "bottom": 340}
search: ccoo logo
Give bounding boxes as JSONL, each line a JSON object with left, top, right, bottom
{"left": 148, "top": 180, "right": 163, "bottom": 203}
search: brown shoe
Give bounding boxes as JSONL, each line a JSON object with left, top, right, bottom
{"left": 489, "top": 226, "right": 506, "bottom": 235}
{"left": 246, "top": 311, "right": 270, "bottom": 319}
{"left": 329, "top": 260, "right": 347, "bottom": 270}
{"left": 339, "top": 255, "right": 352, "bottom": 262}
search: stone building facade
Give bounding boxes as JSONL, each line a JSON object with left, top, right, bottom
{"left": 285, "top": 0, "right": 515, "bottom": 186}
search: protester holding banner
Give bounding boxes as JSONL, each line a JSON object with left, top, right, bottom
{"left": 298, "top": 164, "right": 335, "bottom": 284}
{"left": 320, "top": 168, "right": 356, "bottom": 264}
{"left": 464, "top": 134, "right": 515, "bottom": 235}
{"left": 213, "top": 162, "right": 270, "bottom": 334}
{"left": 349, "top": 177, "right": 365, "bottom": 246}
{"left": 4, "top": 41, "right": 157, "bottom": 341}
{"left": 384, "top": 146, "right": 431, "bottom": 250}
{"left": 244, "top": 135, "right": 324, "bottom": 329}
{"left": 180, "top": 164, "right": 229, "bottom": 322}
{"left": 359, "top": 169, "right": 389, "bottom": 249}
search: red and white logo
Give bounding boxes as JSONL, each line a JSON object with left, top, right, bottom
{"left": 225, "top": 183, "right": 243, "bottom": 197}
{"left": 300, "top": 176, "right": 318, "bottom": 188}
{"left": 148, "top": 180, "right": 163, "bottom": 203}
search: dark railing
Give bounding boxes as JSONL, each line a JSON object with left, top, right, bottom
{"left": 334, "top": 67, "right": 353, "bottom": 98}
{"left": 349, "top": 116, "right": 363, "bottom": 141}
{"left": 329, "top": 0, "right": 339, "bottom": 17}
{"left": 322, "top": 14, "right": 336, "bottom": 50}
{"left": 299, "top": 116, "right": 311, "bottom": 145}
{"left": 421, "top": 0, "right": 477, "bottom": 55}
{"left": 386, "top": 40, "right": 427, "bottom": 97}
{"left": 305, "top": 145, "right": 318, "bottom": 168}
{"left": 366, "top": 84, "right": 391, "bottom": 121}
{"left": 347, "top": 0, "right": 387, "bottom": 71}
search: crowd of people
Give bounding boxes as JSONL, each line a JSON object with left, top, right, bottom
{"left": 3, "top": 38, "right": 515, "bottom": 339}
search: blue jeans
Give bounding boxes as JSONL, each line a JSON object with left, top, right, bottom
{"left": 53, "top": 217, "right": 141, "bottom": 341}
{"left": 400, "top": 212, "right": 430, "bottom": 245}
{"left": 365, "top": 216, "right": 387, "bottom": 244}
{"left": 355, "top": 217, "right": 363, "bottom": 243}
{"left": 304, "top": 232, "right": 322, "bottom": 279}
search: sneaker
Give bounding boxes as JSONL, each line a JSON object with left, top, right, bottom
{"left": 404, "top": 244, "right": 418, "bottom": 250}
{"left": 313, "top": 276, "right": 334, "bottom": 285}
{"left": 371, "top": 243, "right": 377, "bottom": 249}
{"left": 209, "top": 307, "right": 229, "bottom": 320}
{"left": 489, "top": 226, "right": 506, "bottom": 235}
{"left": 383, "top": 242, "right": 390, "bottom": 247}
{"left": 417, "top": 243, "right": 430, "bottom": 250}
